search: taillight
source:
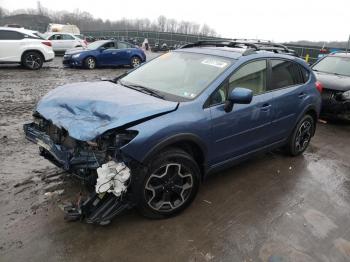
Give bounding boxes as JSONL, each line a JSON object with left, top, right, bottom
{"left": 84, "top": 40, "right": 87, "bottom": 46}
{"left": 42, "top": 41, "right": 52, "bottom": 47}
{"left": 315, "top": 81, "right": 323, "bottom": 93}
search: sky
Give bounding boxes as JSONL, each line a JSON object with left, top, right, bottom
{"left": 1, "top": 0, "right": 349, "bottom": 42}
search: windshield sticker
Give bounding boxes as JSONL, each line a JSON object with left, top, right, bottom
{"left": 183, "top": 92, "right": 196, "bottom": 98}
{"left": 201, "top": 59, "right": 228, "bottom": 68}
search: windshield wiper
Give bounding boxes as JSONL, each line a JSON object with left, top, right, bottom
{"left": 119, "top": 81, "right": 165, "bottom": 99}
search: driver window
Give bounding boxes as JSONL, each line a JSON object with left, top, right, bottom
{"left": 102, "top": 42, "right": 115, "bottom": 49}
{"left": 229, "top": 60, "right": 267, "bottom": 95}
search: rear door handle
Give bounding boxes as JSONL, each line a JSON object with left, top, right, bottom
{"left": 298, "top": 92, "right": 306, "bottom": 98}
{"left": 260, "top": 103, "right": 271, "bottom": 111}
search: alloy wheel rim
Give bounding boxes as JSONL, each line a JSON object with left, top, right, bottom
{"left": 145, "top": 163, "right": 193, "bottom": 212}
{"left": 88, "top": 58, "right": 95, "bottom": 69}
{"left": 25, "top": 54, "right": 41, "bottom": 69}
{"left": 132, "top": 58, "right": 140, "bottom": 67}
{"left": 295, "top": 121, "right": 312, "bottom": 152}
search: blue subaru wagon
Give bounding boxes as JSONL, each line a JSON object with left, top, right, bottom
{"left": 63, "top": 40, "right": 146, "bottom": 69}
{"left": 24, "top": 40, "right": 322, "bottom": 224}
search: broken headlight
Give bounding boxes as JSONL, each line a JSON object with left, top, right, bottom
{"left": 115, "top": 130, "right": 138, "bottom": 148}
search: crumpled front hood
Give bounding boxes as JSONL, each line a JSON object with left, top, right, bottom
{"left": 314, "top": 71, "right": 350, "bottom": 92}
{"left": 36, "top": 81, "right": 178, "bottom": 141}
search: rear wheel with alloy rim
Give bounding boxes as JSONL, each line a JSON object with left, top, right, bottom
{"left": 286, "top": 115, "right": 315, "bottom": 156}
{"left": 134, "top": 148, "right": 200, "bottom": 218}
{"left": 130, "top": 56, "right": 141, "bottom": 68}
{"left": 84, "top": 57, "right": 96, "bottom": 69}
{"left": 22, "top": 51, "right": 43, "bottom": 70}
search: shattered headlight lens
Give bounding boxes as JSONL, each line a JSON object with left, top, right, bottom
{"left": 342, "top": 90, "right": 350, "bottom": 100}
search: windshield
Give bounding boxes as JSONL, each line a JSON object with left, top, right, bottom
{"left": 313, "top": 56, "right": 350, "bottom": 77}
{"left": 87, "top": 41, "right": 105, "bottom": 50}
{"left": 120, "top": 51, "right": 232, "bottom": 100}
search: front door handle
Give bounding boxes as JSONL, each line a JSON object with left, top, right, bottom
{"left": 260, "top": 103, "right": 271, "bottom": 111}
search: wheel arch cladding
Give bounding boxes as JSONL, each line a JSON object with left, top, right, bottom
{"left": 297, "top": 106, "right": 318, "bottom": 136}
{"left": 142, "top": 134, "right": 207, "bottom": 176}
{"left": 21, "top": 49, "right": 44, "bottom": 61}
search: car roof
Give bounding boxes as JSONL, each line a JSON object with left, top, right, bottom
{"left": 176, "top": 40, "right": 300, "bottom": 61}
{"left": 0, "top": 26, "right": 40, "bottom": 38}
{"left": 45, "top": 32, "right": 75, "bottom": 36}
{"left": 327, "top": 52, "right": 350, "bottom": 58}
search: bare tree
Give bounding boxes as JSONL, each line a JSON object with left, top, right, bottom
{"left": 2, "top": 4, "right": 219, "bottom": 37}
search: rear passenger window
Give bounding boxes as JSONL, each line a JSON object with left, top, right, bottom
{"left": 117, "top": 42, "right": 129, "bottom": 49}
{"left": 229, "top": 60, "right": 267, "bottom": 95}
{"left": 0, "top": 30, "right": 24, "bottom": 40}
{"left": 270, "top": 60, "right": 303, "bottom": 90}
{"left": 62, "top": 34, "right": 74, "bottom": 40}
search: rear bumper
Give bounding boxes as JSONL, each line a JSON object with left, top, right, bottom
{"left": 44, "top": 50, "right": 55, "bottom": 62}
{"left": 23, "top": 123, "right": 100, "bottom": 171}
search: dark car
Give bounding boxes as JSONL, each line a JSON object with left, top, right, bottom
{"left": 312, "top": 52, "right": 350, "bottom": 121}
{"left": 63, "top": 40, "right": 146, "bottom": 69}
{"left": 24, "top": 40, "right": 321, "bottom": 224}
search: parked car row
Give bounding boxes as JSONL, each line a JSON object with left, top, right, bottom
{"left": 0, "top": 27, "right": 146, "bottom": 70}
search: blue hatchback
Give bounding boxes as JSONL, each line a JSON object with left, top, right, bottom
{"left": 25, "top": 40, "right": 322, "bottom": 223}
{"left": 62, "top": 40, "right": 146, "bottom": 69}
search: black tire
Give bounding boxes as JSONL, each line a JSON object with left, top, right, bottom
{"left": 22, "top": 51, "right": 43, "bottom": 70}
{"left": 286, "top": 115, "right": 315, "bottom": 156}
{"left": 84, "top": 57, "right": 96, "bottom": 69}
{"left": 133, "top": 148, "right": 200, "bottom": 219}
{"left": 130, "top": 56, "right": 141, "bottom": 68}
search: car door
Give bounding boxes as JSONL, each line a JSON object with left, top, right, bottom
{"left": 208, "top": 59, "right": 276, "bottom": 165}
{"left": 48, "top": 34, "right": 64, "bottom": 51}
{"left": 62, "top": 34, "right": 77, "bottom": 50}
{"left": 267, "top": 59, "right": 309, "bottom": 141}
{"left": 116, "top": 42, "right": 133, "bottom": 65}
{"left": 97, "top": 41, "right": 117, "bottom": 66}
{"left": 0, "top": 30, "right": 23, "bottom": 62}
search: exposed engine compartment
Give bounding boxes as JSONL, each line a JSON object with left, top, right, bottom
{"left": 24, "top": 115, "right": 139, "bottom": 225}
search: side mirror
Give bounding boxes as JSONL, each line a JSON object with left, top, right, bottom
{"left": 224, "top": 87, "right": 253, "bottom": 112}
{"left": 99, "top": 47, "right": 106, "bottom": 52}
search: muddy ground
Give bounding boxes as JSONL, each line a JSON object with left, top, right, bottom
{"left": 1, "top": 56, "right": 350, "bottom": 262}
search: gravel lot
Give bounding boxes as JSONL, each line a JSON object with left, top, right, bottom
{"left": 1, "top": 55, "right": 350, "bottom": 262}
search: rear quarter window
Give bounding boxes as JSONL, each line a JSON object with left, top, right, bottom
{"left": 0, "top": 30, "right": 24, "bottom": 40}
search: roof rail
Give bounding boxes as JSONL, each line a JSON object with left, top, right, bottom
{"left": 181, "top": 40, "right": 294, "bottom": 56}
{"left": 180, "top": 40, "right": 259, "bottom": 50}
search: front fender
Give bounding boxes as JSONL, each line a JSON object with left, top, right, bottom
{"left": 120, "top": 103, "right": 211, "bottom": 164}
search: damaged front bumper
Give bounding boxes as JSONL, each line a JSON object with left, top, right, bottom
{"left": 24, "top": 122, "right": 101, "bottom": 172}
{"left": 24, "top": 122, "right": 136, "bottom": 224}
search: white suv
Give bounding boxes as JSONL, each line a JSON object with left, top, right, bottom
{"left": 45, "top": 33, "right": 87, "bottom": 52}
{"left": 0, "top": 27, "right": 55, "bottom": 70}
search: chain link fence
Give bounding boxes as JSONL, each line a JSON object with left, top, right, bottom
{"left": 82, "top": 30, "right": 344, "bottom": 64}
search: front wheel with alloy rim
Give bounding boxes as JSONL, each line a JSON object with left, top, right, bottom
{"left": 22, "top": 51, "right": 43, "bottom": 70}
{"left": 130, "top": 56, "right": 141, "bottom": 68}
{"left": 84, "top": 57, "right": 96, "bottom": 69}
{"left": 286, "top": 115, "right": 315, "bottom": 156}
{"left": 134, "top": 148, "right": 200, "bottom": 218}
